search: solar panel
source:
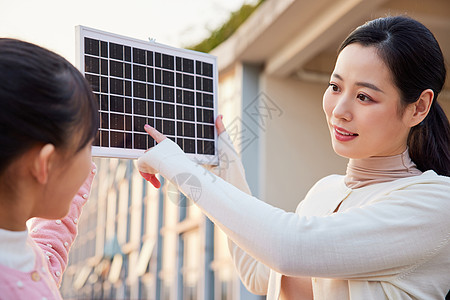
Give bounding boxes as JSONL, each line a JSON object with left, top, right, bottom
{"left": 75, "top": 26, "right": 218, "bottom": 165}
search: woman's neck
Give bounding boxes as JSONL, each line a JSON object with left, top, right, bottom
{"left": 345, "top": 149, "right": 422, "bottom": 189}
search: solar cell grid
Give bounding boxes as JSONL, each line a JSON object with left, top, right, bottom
{"left": 77, "top": 26, "right": 218, "bottom": 164}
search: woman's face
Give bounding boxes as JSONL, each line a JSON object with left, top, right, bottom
{"left": 323, "top": 43, "right": 412, "bottom": 159}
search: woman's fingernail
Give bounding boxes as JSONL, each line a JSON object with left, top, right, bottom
{"left": 140, "top": 171, "right": 152, "bottom": 181}
{"left": 144, "top": 124, "right": 150, "bottom": 129}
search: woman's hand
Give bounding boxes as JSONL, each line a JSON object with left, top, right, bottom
{"left": 138, "top": 124, "right": 166, "bottom": 188}
{"left": 143, "top": 124, "right": 166, "bottom": 144}
{"left": 216, "top": 114, "right": 225, "bottom": 136}
{"left": 140, "top": 115, "right": 225, "bottom": 188}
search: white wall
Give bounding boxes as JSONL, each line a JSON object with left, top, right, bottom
{"left": 260, "top": 75, "right": 347, "bottom": 212}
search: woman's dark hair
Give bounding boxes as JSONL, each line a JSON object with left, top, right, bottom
{"left": 0, "top": 38, "right": 98, "bottom": 174}
{"left": 339, "top": 15, "right": 450, "bottom": 176}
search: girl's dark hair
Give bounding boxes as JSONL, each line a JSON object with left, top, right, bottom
{"left": 339, "top": 16, "right": 450, "bottom": 176}
{"left": 0, "top": 38, "right": 98, "bottom": 174}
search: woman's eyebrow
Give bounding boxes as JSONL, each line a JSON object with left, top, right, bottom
{"left": 331, "top": 73, "right": 343, "bottom": 81}
{"left": 355, "top": 81, "right": 384, "bottom": 93}
{"left": 332, "top": 73, "right": 385, "bottom": 93}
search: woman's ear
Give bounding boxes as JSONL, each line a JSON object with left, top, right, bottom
{"left": 31, "top": 144, "right": 56, "bottom": 184}
{"left": 408, "top": 89, "right": 434, "bottom": 127}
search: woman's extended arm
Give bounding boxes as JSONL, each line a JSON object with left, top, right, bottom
{"left": 137, "top": 126, "right": 450, "bottom": 280}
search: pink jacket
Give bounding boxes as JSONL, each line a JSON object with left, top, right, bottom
{"left": 0, "top": 164, "right": 96, "bottom": 300}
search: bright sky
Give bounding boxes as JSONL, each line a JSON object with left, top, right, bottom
{"left": 0, "top": 0, "right": 256, "bottom": 64}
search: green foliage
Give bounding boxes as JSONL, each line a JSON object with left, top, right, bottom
{"left": 187, "top": 0, "right": 265, "bottom": 53}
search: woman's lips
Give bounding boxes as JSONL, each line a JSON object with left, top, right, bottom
{"left": 333, "top": 125, "right": 358, "bottom": 142}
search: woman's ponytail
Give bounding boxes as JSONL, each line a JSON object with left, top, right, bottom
{"left": 408, "top": 101, "right": 450, "bottom": 176}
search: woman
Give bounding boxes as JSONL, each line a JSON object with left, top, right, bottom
{"left": 138, "top": 16, "right": 450, "bottom": 299}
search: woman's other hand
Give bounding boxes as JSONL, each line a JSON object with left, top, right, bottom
{"left": 216, "top": 115, "right": 225, "bottom": 136}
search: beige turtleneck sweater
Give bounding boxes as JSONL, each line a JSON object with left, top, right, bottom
{"left": 344, "top": 149, "right": 422, "bottom": 189}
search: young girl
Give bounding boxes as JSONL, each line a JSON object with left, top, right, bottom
{"left": 138, "top": 16, "right": 450, "bottom": 299}
{"left": 0, "top": 39, "right": 98, "bottom": 299}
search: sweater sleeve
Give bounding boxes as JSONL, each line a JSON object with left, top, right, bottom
{"left": 28, "top": 162, "right": 97, "bottom": 286}
{"left": 204, "top": 132, "right": 270, "bottom": 295}
{"left": 137, "top": 139, "right": 450, "bottom": 279}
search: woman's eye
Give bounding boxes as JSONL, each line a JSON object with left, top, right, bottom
{"left": 357, "top": 93, "right": 372, "bottom": 102}
{"left": 329, "top": 83, "right": 339, "bottom": 92}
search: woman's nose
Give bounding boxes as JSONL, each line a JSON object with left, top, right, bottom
{"left": 332, "top": 95, "right": 352, "bottom": 121}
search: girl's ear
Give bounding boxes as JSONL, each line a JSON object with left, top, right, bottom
{"left": 408, "top": 89, "right": 434, "bottom": 127}
{"left": 31, "top": 144, "right": 55, "bottom": 184}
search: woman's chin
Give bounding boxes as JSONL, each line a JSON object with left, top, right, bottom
{"left": 331, "top": 143, "right": 361, "bottom": 160}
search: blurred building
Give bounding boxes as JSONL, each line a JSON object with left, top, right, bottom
{"left": 61, "top": 0, "right": 450, "bottom": 299}
{"left": 61, "top": 158, "right": 226, "bottom": 300}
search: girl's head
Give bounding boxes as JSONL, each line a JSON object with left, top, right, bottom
{"left": 323, "top": 16, "right": 449, "bottom": 176}
{"left": 0, "top": 39, "right": 98, "bottom": 221}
